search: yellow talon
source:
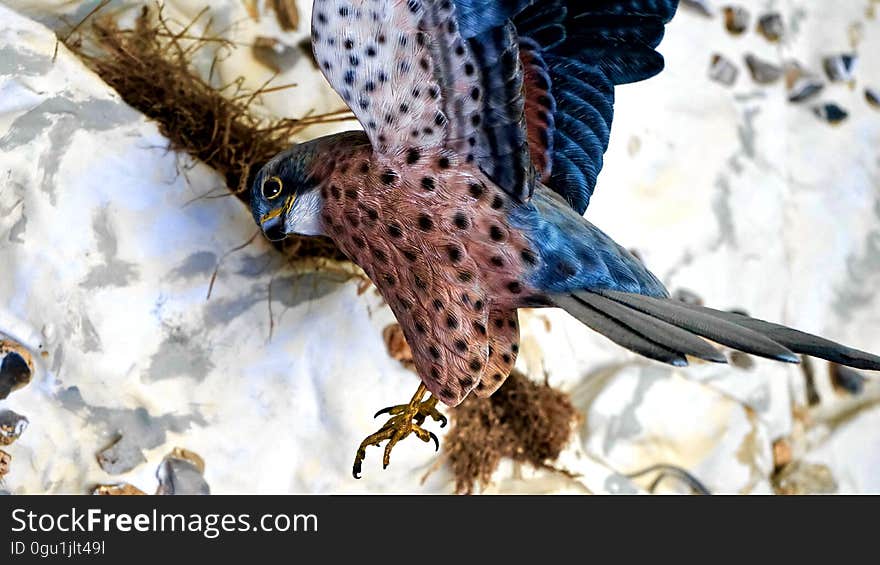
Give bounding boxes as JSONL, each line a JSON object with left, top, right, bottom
{"left": 353, "top": 383, "right": 445, "bottom": 478}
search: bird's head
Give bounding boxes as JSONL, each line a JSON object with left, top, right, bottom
{"left": 250, "top": 141, "right": 324, "bottom": 242}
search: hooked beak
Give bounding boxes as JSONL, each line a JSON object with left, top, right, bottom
{"left": 259, "top": 199, "right": 290, "bottom": 242}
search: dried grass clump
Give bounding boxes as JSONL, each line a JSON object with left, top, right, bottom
{"left": 63, "top": 4, "right": 350, "bottom": 261}
{"left": 445, "top": 370, "right": 579, "bottom": 495}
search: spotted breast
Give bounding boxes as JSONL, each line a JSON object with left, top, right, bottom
{"left": 310, "top": 139, "right": 539, "bottom": 407}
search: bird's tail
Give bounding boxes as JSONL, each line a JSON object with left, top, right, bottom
{"left": 549, "top": 290, "right": 880, "bottom": 371}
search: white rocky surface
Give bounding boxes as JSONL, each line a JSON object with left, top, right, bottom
{"left": 0, "top": 0, "right": 877, "bottom": 494}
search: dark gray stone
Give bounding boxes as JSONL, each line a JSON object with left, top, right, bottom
{"left": 0, "top": 350, "right": 31, "bottom": 400}
{"left": 745, "top": 54, "right": 783, "bottom": 84}
{"left": 682, "top": 0, "right": 714, "bottom": 17}
{"left": 823, "top": 54, "right": 857, "bottom": 83}
{"left": 156, "top": 457, "right": 210, "bottom": 495}
{"left": 813, "top": 103, "right": 849, "bottom": 125}
{"left": 757, "top": 13, "right": 784, "bottom": 42}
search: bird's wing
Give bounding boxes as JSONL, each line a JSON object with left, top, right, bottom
{"left": 311, "top": 0, "right": 534, "bottom": 203}
{"left": 507, "top": 0, "right": 679, "bottom": 213}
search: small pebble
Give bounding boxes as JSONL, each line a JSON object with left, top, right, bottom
{"left": 92, "top": 483, "right": 147, "bottom": 496}
{"left": 786, "top": 64, "right": 824, "bottom": 103}
{"left": 169, "top": 447, "right": 205, "bottom": 473}
{"left": 0, "top": 338, "right": 33, "bottom": 400}
{"left": 745, "top": 54, "right": 783, "bottom": 84}
{"left": 773, "top": 461, "right": 837, "bottom": 495}
{"left": 772, "top": 438, "right": 793, "bottom": 471}
{"left": 682, "top": 0, "right": 715, "bottom": 17}
{"left": 757, "top": 13, "right": 785, "bottom": 42}
{"left": 0, "top": 450, "right": 10, "bottom": 478}
{"left": 823, "top": 54, "right": 857, "bottom": 82}
{"left": 709, "top": 53, "right": 739, "bottom": 86}
{"left": 829, "top": 363, "right": 865, "bottom": 394}
{"left": 268, "top": 0, "right": 300, "bottom": 31}
{"left": 0, "top": 410, "right": 28, "bottom": 446}
{"left": 788, "top": 79, "right": 824, "bottom": 103}
{"left": 723, "top": 6, "right": 750, "bottom": 35}
{"left": 730, "top": 351, "right": 755, "bottom": 370}
{"left": 252, "top": 36, "right": 301, "bottom": 73}
{"left": 156, "top": 449, "right": 210, "bottom": 495}
{"left": 813, "top": 103, "right": 849, "bottom": 125}
{"left": 867, "top": 88, "right": 880, "bottom": 108}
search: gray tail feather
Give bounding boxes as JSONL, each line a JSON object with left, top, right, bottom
{"left": 551, "top": 290, "right": 880, "bottom": 372}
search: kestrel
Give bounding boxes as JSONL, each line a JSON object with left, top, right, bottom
{"left": 250, "top": 0, "right": 880, "bottom": 477}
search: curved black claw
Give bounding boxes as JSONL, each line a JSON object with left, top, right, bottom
{"left": 437, "top": 413, "right": 448, "bottom": 428}
{"left": 429, "top": 431, "right": 439, "bottom": 452}
{"left": 353, "top": 461, "right": 363, "bottom": 480}
{"left": 373, "top": 406, "right": 395, "bottom": 419}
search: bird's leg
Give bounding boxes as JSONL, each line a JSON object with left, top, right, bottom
{"left": 352, "top": 383, "right": 448, "bottom": 478}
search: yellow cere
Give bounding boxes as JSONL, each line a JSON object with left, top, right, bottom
{"left": 259, "top": 194, "right": 296, "bottom": 225}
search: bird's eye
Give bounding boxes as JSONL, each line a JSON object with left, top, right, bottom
{"left": 262, "top": 176, "right": 284, "bottom": 200}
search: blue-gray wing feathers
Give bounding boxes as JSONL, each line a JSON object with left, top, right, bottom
{"left": 454, "top": 0, "right": 679, "bottom": 213}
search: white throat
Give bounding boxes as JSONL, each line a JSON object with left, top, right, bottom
{"left": 284, "top": 189, "right": 325, "bottom": 237}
